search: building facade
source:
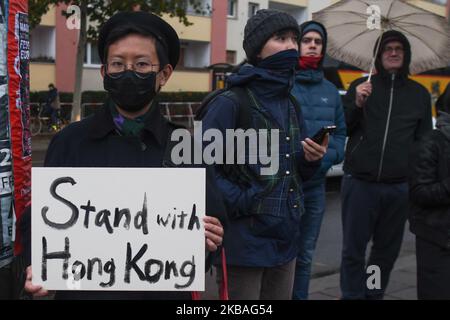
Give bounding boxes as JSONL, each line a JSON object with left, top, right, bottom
{"left": 29, "top": 0, "right": 448, "bottom": 93}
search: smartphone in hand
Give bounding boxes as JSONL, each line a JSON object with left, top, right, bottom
{"left": 311, "top": 125, "right": 337, "bottom": 144}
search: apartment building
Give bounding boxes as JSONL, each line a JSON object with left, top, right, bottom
{"left": 29, "top": 0, "right": 448, "bottom": 93}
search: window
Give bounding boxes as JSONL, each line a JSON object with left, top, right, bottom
{"left": 84, "top": 42, "right": 101, "bottom": 66}
{"left": 248, "top": 2, "right": 259, "bottom": 19}
{"left": 226, "top": 50, "right": 236, "bottom": 65}
{"left": 228, "top": 0, "right": 237, "bottom": 18}
{"left": 178, "top": 47, "right": 186, "bottom": 68}
{"left": 30, "top": 26, "right": 55, "bottom": 62}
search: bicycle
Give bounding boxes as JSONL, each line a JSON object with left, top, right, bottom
{"left": 30, "top": 103, "right": 71, "bottom": 136}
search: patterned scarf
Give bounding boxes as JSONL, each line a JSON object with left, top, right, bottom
{"left": 109, "top": 101, "right": 151, "bottom": 137}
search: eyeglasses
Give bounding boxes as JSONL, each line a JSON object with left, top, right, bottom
{"left": 301, "top": 37, "right": 323, "bottom": 46}
{"left": 383, "top": 46, "right": 404, "bottom": 54}
{"left": 105, "top": 60, "right": 160, "bottom": 79}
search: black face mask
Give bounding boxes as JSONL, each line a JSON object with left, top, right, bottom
{"left": 103, "top": 70, "right": 158, "bottom": 112}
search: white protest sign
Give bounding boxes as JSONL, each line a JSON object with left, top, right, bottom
{"left": 32, "top": 167, "right": 205, "bottom": 291}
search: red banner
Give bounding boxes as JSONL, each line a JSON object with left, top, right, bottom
{"left": 7, "top": 0, "right": 31, "bottom": 255}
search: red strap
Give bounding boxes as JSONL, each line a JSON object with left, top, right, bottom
{"left": 191, "top": 291, "right": 201, "bottom": 300}
{"left": 191, "top": 247, "right": 229, "bottom": 300}
{"left": 219, "top": 247, "right": 229, "bottom": 300}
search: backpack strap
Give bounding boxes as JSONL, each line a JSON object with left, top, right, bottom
{"left": 195, "top": 88, "right": 227, "bottom": 121}
{"left": 227, "top": 86, "right": 254, "bottom": 130}
{"left": 195, "top": 86, "right": 256, "bottom": 130}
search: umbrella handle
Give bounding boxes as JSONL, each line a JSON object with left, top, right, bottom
{"left": 368, "top": 28, "right": 384, "bottom": 82}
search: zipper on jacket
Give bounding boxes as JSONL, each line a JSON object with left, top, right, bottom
{"left": 377, "top": 73, "right": 395, "bottom": 181}
{"left": 350, "top": 136, "right": 363, "bottom": 155}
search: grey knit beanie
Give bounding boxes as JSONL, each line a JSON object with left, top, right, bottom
{"left": 243, "top": 9, "right": 299, "bottom": 62}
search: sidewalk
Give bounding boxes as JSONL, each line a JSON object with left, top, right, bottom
{"left": 309, "top": 254, "right": 417, "bottom": 300}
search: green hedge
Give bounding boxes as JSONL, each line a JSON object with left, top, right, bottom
{"left": 30, "top": 91, "right": 210, "bottom": 104}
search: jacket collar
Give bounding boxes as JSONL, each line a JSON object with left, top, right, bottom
{"left": 88, "top": 99, "right": 168, "bottom": 146}
{"left": 295, "top": 68, "right": 324, "bottom": 84}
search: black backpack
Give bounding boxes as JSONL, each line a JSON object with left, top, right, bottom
{"left": 195, "top": 86, "right": 261, "bottom": 188}
{"left": 195, "top": 86, "right": 255, "bottom": 130}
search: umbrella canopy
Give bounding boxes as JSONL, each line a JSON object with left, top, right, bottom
{"left": 312, "top": 0, "right": 450, "bottom": 75}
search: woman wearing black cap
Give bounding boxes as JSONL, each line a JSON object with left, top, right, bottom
{"left": 201, "top": 9, "right": 327, "bottom": 300}
{"left": 23, "top": 11, "right": 226, "bottom": 300}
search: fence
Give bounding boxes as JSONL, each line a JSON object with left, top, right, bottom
{"left": 30, "top": 102, "right": 202, "bottom": 130}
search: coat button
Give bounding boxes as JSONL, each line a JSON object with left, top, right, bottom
{"left": 289, "top": 188, "right": 294, "bottom": 192}
{"left": 286, "top": 154, "right": 290, "bottom": 158}
{"left": 293, "top": 204, "right": 298, "bottom": 209}
{"left": 286, "top": 170, "right": 290, "bottom": 175}
{"left": 286, "top": 136, "right": 291, "bottom": 141}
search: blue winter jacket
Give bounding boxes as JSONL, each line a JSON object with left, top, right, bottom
{"left": 291, "top": 69, "right": 346, "bottom": 189}
{"left": 201, "top": 64, "right": 320, "bottom": 267}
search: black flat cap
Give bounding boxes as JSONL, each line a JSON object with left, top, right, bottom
{"left": 98, "top": 11, "right": 180, "bottom": 69}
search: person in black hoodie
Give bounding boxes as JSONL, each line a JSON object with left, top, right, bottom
{"left": 409, "top": 83, "right": 450, "bottom": 300}
{"left": 340, "top": 30, "right": 432, "bottom": 299}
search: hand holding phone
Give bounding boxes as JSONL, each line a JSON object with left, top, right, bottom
{"left": 311, "top": 125, "right": 337, "bottom": 144}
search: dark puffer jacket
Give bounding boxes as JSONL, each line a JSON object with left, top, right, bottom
{"left": 409, "top": 124, "right": 450, "bottom": 249}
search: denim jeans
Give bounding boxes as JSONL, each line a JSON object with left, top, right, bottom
{"left": 292, "top": 183, "right": 326, "bottom": 300}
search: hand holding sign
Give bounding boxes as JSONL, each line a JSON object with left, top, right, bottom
{"left": 204, "top": 216, "right": 223, "bottom": 252}
{"left": 24, "top": 266, "right": 49, "bottom": 297}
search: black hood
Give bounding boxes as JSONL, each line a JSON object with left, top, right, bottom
{"left": 299, "top": 20, "right": 328, "bottom": 68}
{"left": 374, "top": 30, "right": 411, "bottom": 78}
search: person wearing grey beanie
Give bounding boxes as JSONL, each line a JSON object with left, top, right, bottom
{"left": 243, "top": 9, "right": 300, "bottom": 65}
{"left": 200, "top": 10, "right": 327, "bottom": 300}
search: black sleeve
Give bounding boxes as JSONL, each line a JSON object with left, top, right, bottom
{"left": 204, "top": 165, "right": 229, "bottom": 272}
{"left": 409, "top": 133, "right": 450, "bottom": 207}
{"left": 18, "top": 206, "right": 31, "bottom": 267}
{"left": 205, "top": 165, "right": 229, "bottom": 229}
{"left": 43, "top": 132, "right": 66, "bottom": 167}
{"left": 414, "top": 88, "right": 433, "bottom": 141}
{"left": 343, "top": 79, "right": 365, "bottom": 136}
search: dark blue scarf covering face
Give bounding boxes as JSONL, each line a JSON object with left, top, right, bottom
{"left": 256, "top": 49, "right": 299, "bottom": 71}
{"left": 253, "top": 49, "right": 299, "bottom": 95}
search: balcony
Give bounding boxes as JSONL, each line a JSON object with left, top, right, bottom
{"left": 269, "top": 0, "right": 308, "bottom": 7}
{"left": 162, "top": 70, "right": 210, "bottom": 92}
{"left": 163, "top": 14, "right": 211, "bottom": 42}
{"left": 30, "top": 25, "right": 56, "bottom": 63}
{"left": 269, "top": 1, "right": 308, "bottom": 22}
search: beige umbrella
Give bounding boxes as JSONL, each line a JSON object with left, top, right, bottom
{"left": 312, "top": 0, "right": 450, "bottom": 79}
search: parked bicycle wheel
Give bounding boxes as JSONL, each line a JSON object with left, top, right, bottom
{"left": 30, "top": 117, "right": 41, "bottom": 136}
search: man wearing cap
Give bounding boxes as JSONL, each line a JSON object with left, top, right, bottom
{"left": 23, "top": 11, "right": 226, "bottom": 299}
{"left": 340, "top": 30, "right": 432, "bottom": 299}
{"left": 201, "top": 9, "right": 327, "bottom": 300}
{"left": 291, "top": 21, "right": 346, "bottom": 300}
